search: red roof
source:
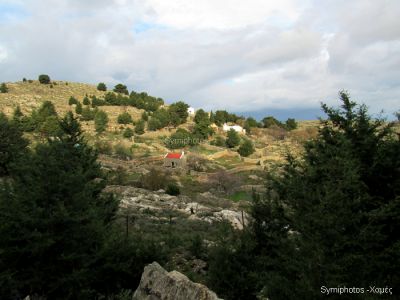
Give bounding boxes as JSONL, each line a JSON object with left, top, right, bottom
{"left": 166, "top": 152, "right": 183, "bottom": 159}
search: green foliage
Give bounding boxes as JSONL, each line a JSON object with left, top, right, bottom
{"left": 141, "top": 111, "right": 148, "bottom": 121}
{"left": 237, "top": 139, "right": 255, "bottom": 157}
{"left": 166, "top": 128, "right": 195, "bottom": 149}
{"left": 75, "top": 101, "right": 83, "bottom": 114}
{"left": 94, "top": 140, "right": 112, "bottom": 155}
{"left": 0, "top": 113, "right": 29, "bottom": 176}
{"left": 211, "top": 136, "right": 226, "bottom": 147}
{"left": 261, "top": 116, "right": 282, "bottom": 128}
{"left": 214, "top": 110, "right": 240, "bottom": 126}
{"left": 82, "top": 96, "right": 90, "bottom": 106}
{"left": 147, "top": 117, "right": 162, "bottom": 131}
{"left": 113, "top": 84, "right": 129, "bottom": 95}
{"left": 117, "top": 112, "right": 133, "bottom": 124}
{"left": 0, "top": 83, "right": 8, "bottom": 93}
{"left": 245, "top": 91, "right": 400, "bottom": 299}
{"left": 226, "top": 129, "right": 240, "bottom": 148}
{"left": 168, "top": 101, "right": 189, "bottom": 126}
{"left": 38, "top": 74, "right": 51, "bottom": 84}
{"left": 39, "top": 115, "right": 62, "bottom": 137}
{"left": 194, "top": 109, "right": 209, "bottom": 124}
{"left": 68, "top": 96, "right": 79, "bottom": 105}
{"left": 245, "top": 117, "right": 259, "bottom": 128}
{"left": 0, "top": 112, "right": 119, "bottom": 298}
{"left": 123, "top": 127, "right": 134, "bottom": 139}
{"left": 166, "top": 183, "right": 180, "bottom": 196}
{"left": 94, "top": 110, "right": 108, "bottom": 134}
{"left": 284, "top": 118, "right": 297, "bottom": 130}
{"left": 134, "top": 120, "right": 145, "bottom": 135}
{"left": 97, "top": 82, "right": 107, "bottom": 91}
{"left": 80, "top": 106, "right": 96, "bottom": 121}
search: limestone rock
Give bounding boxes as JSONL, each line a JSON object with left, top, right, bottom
{"left": 133, "top": 262, "right": 222, "bottom": 300}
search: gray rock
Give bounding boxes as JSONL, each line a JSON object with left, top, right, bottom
{"left": 133, "top": 262, "right": 222, "bottom": 300}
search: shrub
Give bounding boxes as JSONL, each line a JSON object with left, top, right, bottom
{"left": 211, "top": 136, "right": 226, "bottom": 147}
{"left": 97, "top": 82, "right": 107, "bottom": 91}
{"left": 147, "top": 117, "right": 162, "bottom": 131}
{"left": 117, "top": 112, "right": 133, "bottom": 124}
{"left": 285, "top": 118, "right": 297, "bottom": 130}
{"left": 94, "top": 140, "right": 112, "bottom": 155}
{"left": 113, "top": 144, "right": 132, "bottom": 160}
{"left": 134, "top": 120, "right": 145, "bottom": 135}
{"left": 237, "top": 139, "right": 255, "bottom": 157}
{"left": 38, "top": 74, "right": 51, "bottom": 84}
{"left": 140, "top": 168, "right": 167, "bottom": 191}
{"left": 166, "top": 183, "right": 180, "bottom": 196}
{"left": 0, "top": 83, "right": 8, "bottom": 93}
{"left": 75, "top": 102, "right": 83, "bottom": 114}
{"left": 123, "top": 128, "right": 134, "bottom": 139}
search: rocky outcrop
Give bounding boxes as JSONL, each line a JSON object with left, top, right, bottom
{"left": 133, "top": 262, "right": 222, "bottom": 300}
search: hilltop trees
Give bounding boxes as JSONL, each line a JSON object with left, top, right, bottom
{"left": 113, "top": 84, "right": 129, "bottom": 95}
{"left": 168, "top": 101, "right": 189, "bottom": 126}
{"left": 97, "top": 82, "right": 107, "bottom": 91}
{"left": 0, "top": 83, "right": 8, "bottom": 93}
{"left": 38, "top": 74, "right": 51, "bottom": 84}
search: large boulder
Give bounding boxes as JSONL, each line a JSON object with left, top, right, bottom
{"left": 133, "top": 262, "right": 222, "bottom": 300}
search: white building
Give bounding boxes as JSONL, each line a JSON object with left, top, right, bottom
{"left": 222, "top": 123, "right": 246, "bottom": 134}
{"left": 187, "top": 107, "right": 195, "bottom": 116}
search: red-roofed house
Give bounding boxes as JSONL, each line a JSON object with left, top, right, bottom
{"left": 163, "top": 151, "right": 186, "bottom": 168}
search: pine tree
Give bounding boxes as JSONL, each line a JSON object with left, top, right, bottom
{"left": 134, "top": 120, "right": 145, "bottom": 135}
{"left": 0, "top": 83, "right": 8, "bottom": 93}
{"left": 0, "top": 112, "right": 119, "bottom": 298}
{"left": 226, "top": 129, "right": 240, "bottom": 148}
{"left": 238, "top": 139, "right": 255, "bottom": 157}
{"left": 94, "top": 110, "right": 108, "bottom": 133}
{"left": 97, "top": 82, "right": 107, "bottom": 91}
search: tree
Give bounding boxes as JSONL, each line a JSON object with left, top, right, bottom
{"left": 141, "top": 111, "right": 148, "bottom": 121}
{"left": 168, "top": 101, "right": 189, "bottom": 126}
{"left": 284, "top": 118, "right": 297, "bottom": 130}
{"left": 82, "top": 96, "right": 90, "bottom": 106}
{"left": 0, "top": 113, "right": 28, "bottom": 176}
{"left": 192, "top": 121, "right": 213, "bottom": 140}
{"left": 238, "top": 139, "right": 255, "bottom": 157}
{"left": 113, "top": 84, "right": 129, "bottom": 95}
{"left": 80, "top": 106, "right": 96, "bottom": 121}
{"left": 140, "top": 168, "right": 167, "bottom": 191}
{"left": 262, "top": 116, "right": 282, "bottom": 128}
{"left": 165, "top": 128, "right": 194, "bottom": 149}
{"left": 75, "top": 102, "right": 83, "bottom": 114}
{"left": 117, "top": 112, "right": 133, "bottom": 124}
{"left": 68, "top": 96, "right": 78, "bottom": 106}
{"left": 226, "top": 129, "right": 240, "bottom": 148}
{"left": 94, "top": 110, "right": 108, "bottom": 134}
{"left": 97, "top": 82, "right": 107, "bottom": 91}
{"left": 0, "top": 112, "right": 119, "bottom": 298}
{"left": 39, "top": 115, "right": 62, "bottom": 137}
{"left": 134, "top": 120, "right": 145, "bottom": 135}
{"left": 249, "top": 91, "right": 400, "bottom": 299}
{"left": 147, "top": 117, "right": 161, "bottom": 131}
{"left": 245, "top": 117, "right": 258, "bottom": 128}
{"left": 0, "top": 83, "right": 8, "bottom": 93}
{"left": 194, "top": 109, "right": 209, "bottom": 125}
{"left": 38, "top": 74, "right": 51, "bottom": 84}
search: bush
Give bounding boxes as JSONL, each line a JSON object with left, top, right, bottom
{"left": 166, "top": 183, "right": 180, "bottom": 196}
{"left": 211, "top": 136, "right": 226, "bottom": 147}
{"left": 117, "top": 112, "right": 133, "bottom": 124}
{"left": 75, "top": 102, "right": 83, "bottom": 114}
{"left": 285, "top": 118, "right": 297, "bottom": 130}
{"left": 147, "top": 117, "right": 162, "bottom": 131}
{"left": 0, "top": 83, "right": 8, "bottom": 93}
{"left": 237, "top": 139, "right": 255, "bottom": 157}
{"left": 140, "top": 168, "right": 167, "bottom": 191}
{"left": 38, "top": 74, "right": 51, "bottom": 84}
{"left": 81, "top": 106, "right": 96, "bottom": 121}
{"left": 94, "top": 110, "right": 108, "bottom": 134}
{"left": 123, "top": 128, "right": 134, "bottom": 139}
{"left": 97, "top": 82, "right": 107, "bottom": 91}
{"left": 94, "top": 140, "right": 112, "bottom": 155}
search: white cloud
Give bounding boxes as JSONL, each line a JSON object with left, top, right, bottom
{"left": 0, "top": 0, "right": 399, "bottom": 118}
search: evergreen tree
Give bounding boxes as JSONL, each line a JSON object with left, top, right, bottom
{"left": 117, "top": 112, "right": 133, "bottom": 124}
{"left": 113, "top": 84, "right": 129, "bottom": 95}
{"left": 0, "top": 83, "right": 8, "bottom": 93}
{"left": 0, "top": 112, "right": 119, "bottom": 298}
{"left": 284, "top": 118, "right": 297, "bottom": 130}
{"left": 168, "top": 101, "right": 189, "bottom": 126}
{"left": 82, "top": 96, "right": 90, "bottom": 106}
{"left": 226, "top": 129, "right": 240, "bottom": 148}
{"left": 141, "top": 111, "right": 148, "bottom": 121}
{"left": 238, "top": 139, "right": 255, "bottom": 157}
{"left": 94, "top": 110, "right": 108, "bottom": 134}
{"left": 97, "top": 82, "right": 107, "bottom": 91}
{"left": 75, "top": 102, "right": 83, "bottom": 114}
{"left": 134, "top": 120, "right": 145, "bottom": 135}
{"left": 194, "top": 109, "right": 210, "bottom": 125}
{"left": 38, "top": 74, "right": 51, "bottom": 84}
{"left": 68, "top": 96, "right": 78, "bottom": 106}
{"left": 123, "top": 127, "right": 134, "bottom": 138}
{"left": 251, "top": 91, "right": 400, "bottom": 299}
{"left": 147, "top": 117, "right": 162, "bottom": 131}
{"left": 0, "top": 113, "right": 28, "bottom": 176}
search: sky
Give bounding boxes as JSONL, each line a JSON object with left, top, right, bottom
{"left": 0, "top": 0, "right": 399, "bottom": 120}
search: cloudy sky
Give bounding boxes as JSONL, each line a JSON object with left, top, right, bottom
{"left": 0, "top": 0, "right": 399, "bottom": 119}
